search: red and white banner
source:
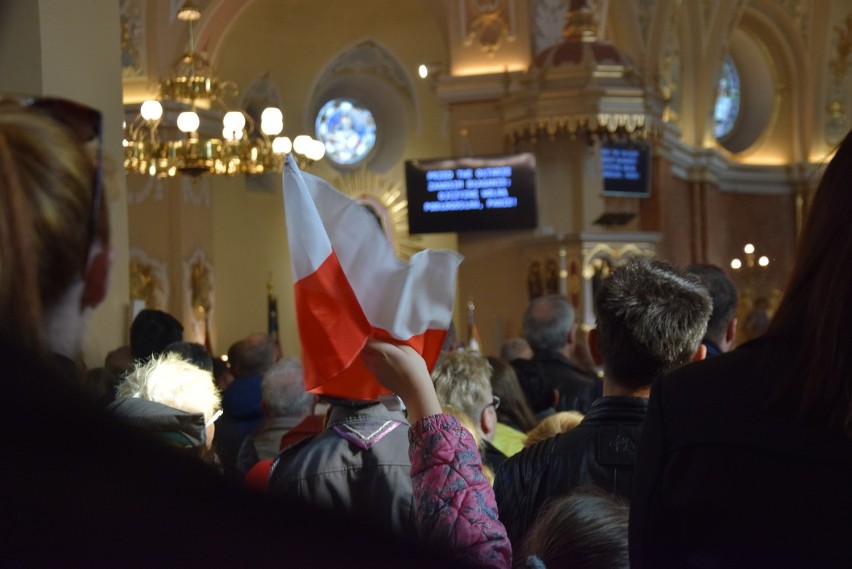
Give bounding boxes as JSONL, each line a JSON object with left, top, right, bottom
{"left": 283, "top": 156, "right": 462, "bottom": 400}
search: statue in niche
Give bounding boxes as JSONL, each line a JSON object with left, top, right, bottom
{"left": 545, "top": 257, "right": 560, "bottom": 295}
{"left": 129, "top": 257, "right": 167, "bottom": 310}
{"left": 189, "top": 257, "right": 214, "bottom": 351}
{"left": 528, "top": 260, "right": 545, "bottom": 300}
{"left": 190, "top": 260, "right": 213, "bottom": 317}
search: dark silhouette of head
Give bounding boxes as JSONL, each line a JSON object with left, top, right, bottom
{"left": 227, "top": 333, "right": 278, "bottom": 378}
{"left": 130, "top": 309, "right": 183, "bottom": 360}
{"left": 521, "top": 488, "right": 629, "bottom": 569}
{"left": 522, "top": 295, "right": 575, "bottom": 356}
{"left": 593, "top": 257, "right": 712, "bottom": 389}
{"left": 165, "top": 341, "right": 213, "bottom": 372}
{"left": 686, "top": 264, "right": 738, "bottom": 349}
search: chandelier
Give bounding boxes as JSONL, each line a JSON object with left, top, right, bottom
{"left": 123, "top": 1, "right": 325, "bottom": 177}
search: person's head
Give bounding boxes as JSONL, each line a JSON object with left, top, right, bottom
{"left": 212, "top": 356, "right": 234, "bottom": 392}
{"left": 261, "top": 358, "right": 313, "bottom": 419}
{"left": 511, "top": 359, "right": 560, "bottom": 416}
{"left": 521, "top": 488, "right": 629, "bottom": 569}
{"left": 590, "top": 257, "right": 712, "bottom": 391}
{"left": 116, "top": 352, "right": 221, "bottom": 446}
{"left": 0, "top": 97, "right": 110, "bottom": 356}
{"left": 524, "top": 411, "right": 584, "bottom": 447}
{"left": 767, "top": 129, "right": 852, "bottom": 438}
{"left": 129, "top": 309, "right": 183, "bottom": 360}
{"left": 432, "top": 351, "right": 496, "bottom": 441}
{"left": 227, "top": 333, "right": 278, "bottom": 378}
{"left": 522, "top": 295, "right": 577, "bottom": 357}
{"left": 164, "top": 341, "right": 213, "bottom": 372}
{"left": 686, "top": 263, "right": 738, "bottom": 351}
{"left": 499, "top": 337, "right": 533, "bottom": 362}
{"left": 487, "top": 356, "right": 537, "bottom": 432}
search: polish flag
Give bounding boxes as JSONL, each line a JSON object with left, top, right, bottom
{"left": 282, "top": 155, "right": 462, "bottom": 401}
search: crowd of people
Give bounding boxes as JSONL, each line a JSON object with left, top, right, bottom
{"left": 1, "top": 94, "right": 851, "bottom": 567}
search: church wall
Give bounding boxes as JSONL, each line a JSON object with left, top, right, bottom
{"left": 207, "top": 0, "right": 457, "bottom": 358}
{"left": 651, "top": 158, "right": 693, "bottom": 266}
{"left": 119, "top": 0, "right": 852, "bottom": 360}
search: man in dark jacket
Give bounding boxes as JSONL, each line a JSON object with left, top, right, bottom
{"left": 686, "top": 263, "right": 738, "bottom": 356}
{"left": 494, "top": 257, "right": 712, "bottom": 545}
{"left": 267, "top": 399, "right": 416, "bottom": 539}
{"left": 215, "top": 332, "right": 279, "bottom": 477}
{"left": 512, "top": 294, "right": 599, "bottom": 415}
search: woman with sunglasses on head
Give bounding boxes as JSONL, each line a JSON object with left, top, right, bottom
{"left": 0, "top": 98, "right": 111, "bottom": 373}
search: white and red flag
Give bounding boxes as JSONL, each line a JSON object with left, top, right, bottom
{"left": 282, "top": 155, "right": 462, "bottom": 401}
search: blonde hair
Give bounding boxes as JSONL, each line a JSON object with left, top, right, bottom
{"left": 524, "top": 411, "right": 584, "bottom": 447}
{"left": 0, "top": 104, "right": 107, "bottom": 352}
{"left": 432, "top": 351, "right": 493, "bottom": 434}
{"left": 117, "top": 353, "right": 221, "bottom": 423}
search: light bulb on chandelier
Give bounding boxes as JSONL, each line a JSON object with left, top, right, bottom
{"left": 123, "top": 1, "right": 325, "bottom": 177}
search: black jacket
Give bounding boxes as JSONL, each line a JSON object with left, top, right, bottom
{"left": 630, "top": 337, "right": 852, "bottom": 568}
{"left": 512, "top": 352, "right": 600, "bottom": 414}
{"left": 494, "top": 396, "right": 647, "bottom": 545}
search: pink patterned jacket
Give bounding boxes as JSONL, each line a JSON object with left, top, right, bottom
{"left": 409, "top": 414, "right": 512, "bottom": 568}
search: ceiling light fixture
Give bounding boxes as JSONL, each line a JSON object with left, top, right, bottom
{"left": 123, "top": 1, "right": 324, "bottom": 177}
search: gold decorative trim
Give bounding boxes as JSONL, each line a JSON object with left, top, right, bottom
{"left": 331, "top": 168, "right": 423, "bottom": 260}
{"left": 581, "top": 243, "right": 652, "bottom": 279}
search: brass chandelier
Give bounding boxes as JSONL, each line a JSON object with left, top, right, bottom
{"left": 123, "top": 1, "right": 325, "bottom": 177}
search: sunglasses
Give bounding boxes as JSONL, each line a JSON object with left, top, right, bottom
{"left": 0, "top": 95, "right": 104, "bottom": 255}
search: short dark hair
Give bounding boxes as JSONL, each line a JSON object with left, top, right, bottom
{"left": 129, "top": 309, "right": 183, "bottom": 360}
{"left": 686, "top": 264, "right": 738, "bottom": 345}
{"left": 594, "top": 257, "right": 711, "bottom": 389}
{"left": 522, "top": 295, "right": 575, "bottom": 354}
{"left": 521, "top": 488, "right": 629, "bottom": 569}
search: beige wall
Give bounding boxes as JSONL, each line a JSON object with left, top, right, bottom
{"left": 206, "top": 0, "right": 458, "bottom": 357}
{"left": 120, "top": 0, "right": 847, "bottom": 359}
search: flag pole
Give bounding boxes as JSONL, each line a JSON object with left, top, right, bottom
{"left": 267, "top": 273, "right": 281, "bottom": 353}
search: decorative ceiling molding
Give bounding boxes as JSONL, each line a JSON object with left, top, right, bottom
{"left": 772, "top": 0, "right": 812, "bottom": 44}
{"left": 317, "top": 39, "right": 415, "bottom": 99}
{"left": 126, "top": 170, "right": 164, "bottom": 204}
{"left": 120, "top": 0, "right": 146, "bottom": 78}
{"left": 659, "top": 124, "right": 811, "bottom": 194}
{"left": 462, "top": 0, "right": 518, "bottom": 55}
{"left": 637, "top": 0, "right": 657, "bottom": 46}
{"left": 532, "top": 0, "right": 566, "bottom": 56}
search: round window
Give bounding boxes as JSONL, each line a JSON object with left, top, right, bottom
{"left": 713, "top": 55, "right": 741, "bottom": 140}
{"left": 315, "top": 98, "right": 377, "bottom": 165}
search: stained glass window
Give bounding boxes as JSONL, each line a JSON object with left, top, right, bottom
{"left": 315, "top": 98, "right": 377, "bottom": 165}
{"left": 714, "top": 55, "right": 741, "bottom": 139}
